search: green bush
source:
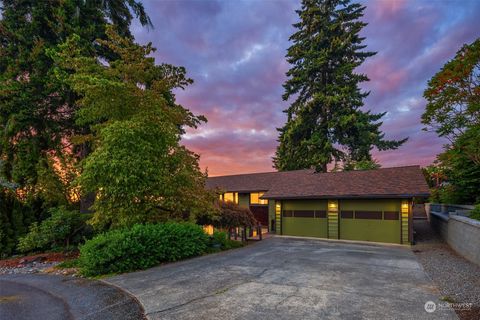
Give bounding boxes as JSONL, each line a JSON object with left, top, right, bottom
{"left": 209, "top": 231, "right": 243, "bottom": 251}
{"left": 469, "top": 204, "right": 480, "bottom": 221}
{"left": 78, "top": 222, "right": 209, "bottom": 276}
{"left": 17, "top": 206, "right": 91, "bottom": 253}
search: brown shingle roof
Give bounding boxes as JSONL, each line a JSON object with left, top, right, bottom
{"left": 206, "top": 166, "right": 430, "bottom": 199}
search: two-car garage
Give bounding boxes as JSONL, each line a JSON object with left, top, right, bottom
{"left": 280, "top": 199, "right": 403, "bottom": 244}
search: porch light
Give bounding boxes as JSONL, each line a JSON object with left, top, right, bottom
{"left": 328, "top": 200, "right": 338, "bottom": 210}
{"left": 203, "top": 225, "right": 214, "bottom": 236}
{"left": 402, "top": 202, "right": 409, "bottom": 210}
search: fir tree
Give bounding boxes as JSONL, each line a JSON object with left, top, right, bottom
{"left": 274, "top": 0, "right": 406, "bottom": 172}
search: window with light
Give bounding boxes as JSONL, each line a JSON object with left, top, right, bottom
{"left": 220, "top": 192, "right": 238, "bottom": 204}
{"left": 250, "top": 192, "right": 268, "bottom": 205}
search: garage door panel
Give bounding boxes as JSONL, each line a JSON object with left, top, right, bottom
{"left": 283, "top": 217, "right": 328, "bottom": 238}
{"left": 340, "top": 219, "right": 400, "bottom": 244}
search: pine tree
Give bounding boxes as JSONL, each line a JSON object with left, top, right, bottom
{"left": 274, "top": 0, "right": 406, "bottom": 172}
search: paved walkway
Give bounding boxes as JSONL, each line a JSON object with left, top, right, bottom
{"left": 107, "top": 237, "right": 457, "bottom": 320}
{"left": 0, "top": 274, "right": 145, "bottom": 320}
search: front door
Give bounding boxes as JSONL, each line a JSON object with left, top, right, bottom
{"left": 250, "top": 205, "right": 268, "bottom": 226}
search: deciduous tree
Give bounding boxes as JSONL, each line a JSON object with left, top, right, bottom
{"left": 51, "top": 28, "right": 216, "bottom": 229}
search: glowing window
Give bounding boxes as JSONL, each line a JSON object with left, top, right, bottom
{"left": 250, "top": 192, "right": 268, "bottom": 205}
{"left": 221, "top": 192, "right": 238, "bottom": 204}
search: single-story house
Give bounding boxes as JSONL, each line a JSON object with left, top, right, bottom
{"left": 206, "top": 165, "right": 429, "bottom": 244}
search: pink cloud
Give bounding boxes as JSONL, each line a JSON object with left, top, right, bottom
{"left": 132, "top": 0, "right": 479, "bottom": 175}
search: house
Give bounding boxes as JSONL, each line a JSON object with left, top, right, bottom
{"left": 206, "top": 165, "right": 429, "bottom": 244}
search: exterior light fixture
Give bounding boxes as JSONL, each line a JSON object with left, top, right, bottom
{"left": 328, "top": 200, "right": 338, "bottom": 211}
{"left": 203, "top": 225, "right": 214, "bottom": 236}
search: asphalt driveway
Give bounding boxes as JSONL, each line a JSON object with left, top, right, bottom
{"left": 107, "top": 237, "right": 457, "bottom": 320}
{"left": 0, "top": 274, "right": 145, "bottom": 320}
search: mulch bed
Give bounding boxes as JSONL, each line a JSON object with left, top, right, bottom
{"left": 0, "top": 251, "right": 78, "bottom": 268}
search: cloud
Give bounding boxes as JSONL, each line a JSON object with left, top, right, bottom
{"left": 133, "top": 0, "right": 480, "bottom": 175}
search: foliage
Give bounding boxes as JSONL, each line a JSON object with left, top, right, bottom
{"left": 0, "top": 188, "right": 48, "bottom": 257}
{"left": 209, "top": 231, "right": 243, "bottom": 251}
{"left": 0, "top": 0, "right": 151, "bottom": 255}
{"left": 274, "top": 0, "right": 406, "bottom": 172}
{"left": 433, "top": 127, "right": 480, "bottom": 204}
{"left": 422, "top": 163, "right": 447, "bottom": 189}
{"left": 78, "top": 222, "right": 209, "bottom": 276}
{"left": 198, "top": 201, "right": 257, "bottom": 228}
{"left": 17, "top": 206, "right": 91, "bottom": 253}
{"left": 341, "top": 158, "right": 381, "bottom": 171}
{"left": 0, "top": 0, "right": 151, "bottom": 205}
{"left": 422, "top": 38, "right": 480, "bottom": 206}
{"left": 49, "top": 28, "right": 216, "bottom": 229}
{"left": 57, "top": 258, "right": 80, "bottom": 269}
{"left": 422, "top": 39, "right": 480, "bottom": 142}
{"left": 469, "top": 204, "right": 480, "bottom": 221}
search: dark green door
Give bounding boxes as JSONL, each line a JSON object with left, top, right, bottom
{"left": 282, "top": 210, "right": 328, "bottom": 238}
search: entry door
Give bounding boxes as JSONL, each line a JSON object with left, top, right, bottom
{"left": 250, "top": 205, "right": 269, "bottom": 226}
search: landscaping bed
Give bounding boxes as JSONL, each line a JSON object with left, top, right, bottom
{"left": 0, "top": 251, "right": 78, "bottom": 275}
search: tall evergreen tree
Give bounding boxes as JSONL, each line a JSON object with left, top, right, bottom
{"left": 0, "top": 0, "right": 151, "bottom": 253}
{"left": 274, "top": 0, "right": 406, "bottom": 172}
{"left": 0, "top": 0, "right": 151, "bottom": 205}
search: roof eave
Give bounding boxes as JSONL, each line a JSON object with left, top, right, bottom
{"left": 261, "top": 193, "right": 431, "bottom": 200}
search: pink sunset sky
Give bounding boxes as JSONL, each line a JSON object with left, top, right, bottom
{"left": 132, "top": 0, "right": 480, "bottom": 176}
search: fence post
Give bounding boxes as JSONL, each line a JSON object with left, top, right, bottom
{"left": 243, "top": 226, "right": 247, "bottom": 242}
{"left": 259, "top": 224, "right": 262, "bottom": 240}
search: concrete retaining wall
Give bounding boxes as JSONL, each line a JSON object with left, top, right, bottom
{"left": 428, "top": 204, "right": 480, "bottom": 266}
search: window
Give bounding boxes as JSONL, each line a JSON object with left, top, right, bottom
{"left": 220, "top": 192, "right": 238, "bottom": 204}
{"left": 294, "top": 210, "right": 315, "bottom": 218}
{"left": 383, "top": 211, "right": 399, "bottom": 220}
{"left": 250, "top": 192, "right": 268, "bottom": 205}
{"left": 354, "top": 211, "right": 382, "bottom": 220}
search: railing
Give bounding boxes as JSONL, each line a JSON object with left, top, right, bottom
{"left": 428, "top": 203, "right": 474, "bottom": 218}
{"left": 228, "top": 224, "right": 265, "bottom": 242}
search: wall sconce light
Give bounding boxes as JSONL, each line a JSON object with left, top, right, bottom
{"left": 328, "top": 200, "right": 338, "bottom": 211}
{"left": 402, "top": 202, "right": 409, "bottom": 210}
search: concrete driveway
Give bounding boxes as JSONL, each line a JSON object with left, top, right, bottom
{"left": 107, "top": 237, "right": 457, "bottom": 320}
{"left": 0, "top": 274, "right": 145, "bottom": 320}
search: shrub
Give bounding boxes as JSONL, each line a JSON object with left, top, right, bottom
{"left": 17, "top": 206, "right": 91, "bottom": 253}
{"left": 198, "top": 201, "right": 257, "bottom": 228}
{"left": 209, "top": 231, "right": 243, "bottom": 251}
{"left": 469, "top": 204, "right": 480, "bottom": 221}
{"left": 218, "top": 201, "right": 257, "bottom": 227}
{"left": 78, "top": 222, "right": 209, "bottom": 276}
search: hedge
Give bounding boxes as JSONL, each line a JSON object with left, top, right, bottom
{"left": 78, "top": 222, "right": 209, "bottom": 276}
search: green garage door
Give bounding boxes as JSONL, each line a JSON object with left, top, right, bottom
{"left": 282, "top": 200, "right": 328, "bottom": 238}
{"left": 339, "top": 200, "right": 401, "bottom": 244}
